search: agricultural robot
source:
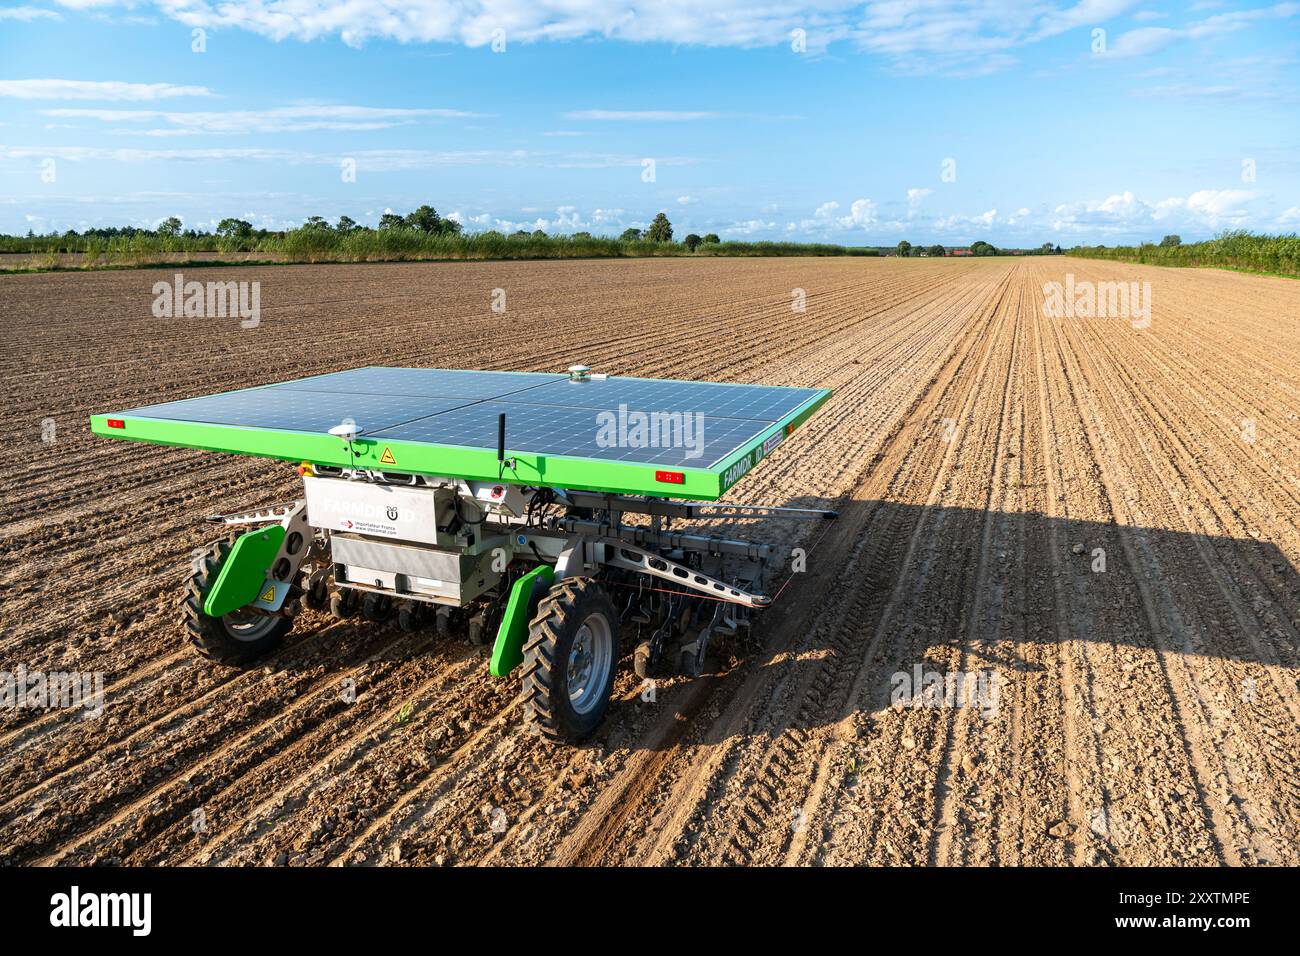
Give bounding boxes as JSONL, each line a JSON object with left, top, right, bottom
{"left": 93, "top": 366, "right": 833, "bottom": 741}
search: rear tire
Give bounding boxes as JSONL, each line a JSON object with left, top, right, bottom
{"left": 183, "top": 535, "right": 292, "bottom": 666}
{"left": 521, "top": 578, "right": 619, "bottom": 743}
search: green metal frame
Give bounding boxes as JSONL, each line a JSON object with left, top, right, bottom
{"left": 89, "top": 387, "right": 830, "bottom": 501}
{"left": 490, "top": 565, "right": 556, "bottom": 677}
{"left": 203, "top": 525, "right": 285, "bottom": 617}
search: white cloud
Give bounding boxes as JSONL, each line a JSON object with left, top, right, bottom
{"left": 723, "top": 219, "right": 778, "bottom": 236}
{"left": 932, "top": 208, "right": 999, "bottom": 233}
{"left": 1033, "top": 0, "right": 1140, "bottom": 38}
{"left": 41, "top": 104, "right": 480, "bottom": 134}
{"left": 1130, "top": 53, "right": 1299, "bottom": 101}
{"left": 488, "top": 205, "right": 640, "bottom": 234}
{"left": 905, "top": 188, "right": 933, "bottom": 220}
{"left": 0, "top": 78, "right": 214, "bottom": 100}
{"left": 80, "top": 1, "right": 840, "bottom": 48}
{"left": 857, "top": 0, "right": 1139, "bottom": 73}
{"left": 839, "top": 198, "right": 877, "bottom": 229}
{"left": 1052, "top": 188, "right": 1261, "bottom": 233}
{"left": 1163, "top": 188, "right": 1259, "bottom": 220}
{"left": 448, "top": 211, "right": 491, "bottom": 227}
{"left": 1103, "top": 2, "right": 1300, "bottom": 57}
{"left": 27, "top": 2, "right": 1156, "bottom": 74}
{"left": 0, "top": 6, "right": 62, "bottom": 20}
{"left": 0, "top": 144, "right": 696, "bottom": 171}
{"left": 1107, "top": 26, "right": 1178, "bottom": 56}
{"left": 1134, "top": 83, "right": 1255, "bottom": 99}
{"left": 563, "top": 110, "right": 719, "bottom": 121}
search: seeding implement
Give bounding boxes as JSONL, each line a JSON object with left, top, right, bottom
{"left": 92, "top": 366, "right": 832, "bottom": 741}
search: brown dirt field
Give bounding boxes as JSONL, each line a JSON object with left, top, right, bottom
{"left": 1, "top": 255, "right": 1298, "bottom": 867}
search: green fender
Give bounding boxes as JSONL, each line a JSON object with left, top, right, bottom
{"left": 203, "top": 525, "right": 286, "bottom": 617}
{"left": 490, "top": 565, "right": 555, "bottom": 677}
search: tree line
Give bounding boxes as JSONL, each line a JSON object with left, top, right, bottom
{"left": 893, "top": 240, "right": 1063, "bottom": 257}
{"left": 7, "top": 207, "right": 717, "bottom": 247}
{"left": 1070, "top": 230, "right": 1299, "bottom": 278}
{"left": 1, "top": 206, "right": 886, "bottom": 267}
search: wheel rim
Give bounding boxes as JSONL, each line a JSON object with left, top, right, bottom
{"left": 221, "top": 607, "right": 280, "bottom": 642}
{"left": 566, "top": 611, "right": 613, "bottom": 715}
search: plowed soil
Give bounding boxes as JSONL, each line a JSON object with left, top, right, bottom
{"left": 2, "top": 256, "right": 1298, "bottom": 866}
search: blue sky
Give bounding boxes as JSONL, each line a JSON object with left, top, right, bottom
{"left": 1, "top": 1, "right": 1297, "bottom": 245}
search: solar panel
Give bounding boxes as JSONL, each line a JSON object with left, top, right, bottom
{"left": 516, "top": 377, "right": 811, "bottom": 423}
{"left": 96, "top": 367, "right": 831, "bottom": 499}
{"left": 278, "top": 367, "right": 567, "bottom": 400}
{"left": 121, "top": 388, "right": 472, "bottom": 434}
{"left": 369, "top": 400, "right": 778, "bottom": 468}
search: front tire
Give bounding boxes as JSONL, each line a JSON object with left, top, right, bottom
{"left": 183, "top": 535, "right": 292, "bottom": 665}
{"left": 521, "top": 578, "right": 620, "bottom": 743}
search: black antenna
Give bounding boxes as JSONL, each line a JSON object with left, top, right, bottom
{"left": 497, "top": 413, "right": 506, "bottom": 472}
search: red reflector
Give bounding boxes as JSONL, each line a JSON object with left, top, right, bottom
{"left": 786, "top": 423, "right": 795, "bottom": 435}
{"left": 655, "top": 470, "right": 685, "bottom": 484}
{"left": 107, "top": 418, "right": 125, "bottom": 429}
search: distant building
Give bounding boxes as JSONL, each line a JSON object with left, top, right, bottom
{"left": 949, "top": 248, "right": 972, "bottom": 256}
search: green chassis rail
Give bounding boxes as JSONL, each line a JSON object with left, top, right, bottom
{"left": 90, "top": 384, "right": 830, "bottom": 501}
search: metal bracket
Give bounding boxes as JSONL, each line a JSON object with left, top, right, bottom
{"left": 253, "top": 501, "right": 314, "bottom": 613}
{"left": 206, "top": 500, "right": 303, "bottom": 526}
{"left": 553, "top": 534, "right": 589, "bottom": 581}
{"left": 599, "top": 538, "right": 770, "bottom": 608}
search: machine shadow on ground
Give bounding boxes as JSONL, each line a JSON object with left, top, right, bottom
{"left": 598, "top": 495, "right": 1300, "bottom": 753}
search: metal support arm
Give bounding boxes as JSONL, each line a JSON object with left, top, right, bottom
{"left": 599, "top": 539, "right": 770, "bottom": 608}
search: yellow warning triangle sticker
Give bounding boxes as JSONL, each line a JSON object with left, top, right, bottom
{"left": 259, "top": 585, "right": 276, "bottom": 603}
{"left": 379, "top": 446, "right": 397, "bottom": 465}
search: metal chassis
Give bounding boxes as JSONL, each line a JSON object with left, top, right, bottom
{"left": 204, "top": 469, "right": 835, "bottom": 673}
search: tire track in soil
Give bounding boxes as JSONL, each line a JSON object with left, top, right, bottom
{"left": 14, "top": 623, "right": 425, "bottom": 864}
{"left": 545, "top": 263, "right": 1021, "bottom": 866}
{"left": 1045, "top": 298, "right": 1250, "bottom": 863}
{"left": 1048, "top": 286, "right": 1297, "bottom": 863}
{"left": 773, "top": 265, "right": 1022, "bottom": 867}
